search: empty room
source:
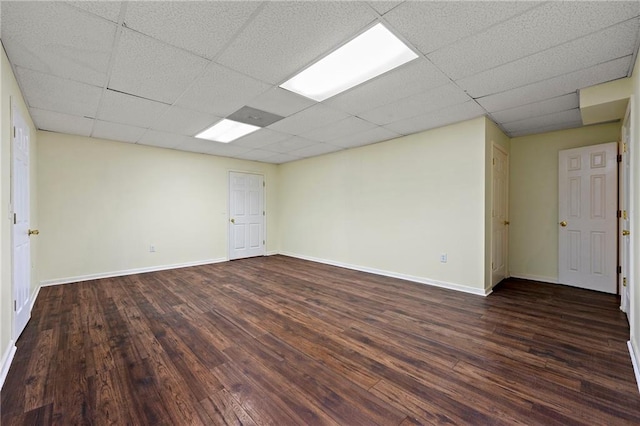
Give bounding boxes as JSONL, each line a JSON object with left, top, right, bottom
{"left": 1, "top": 1, "right": 640, "bottom": 424}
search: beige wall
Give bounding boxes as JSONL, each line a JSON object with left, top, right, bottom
{"left": 509, "top": 122, "right": 621, "bottom": 282}
{"left": 37, "top": 132, "right": 278, "bottom": 283}
{"left": 278, "top": 117, "right": 489, "bottom": 294}
{"left": 485, "top": 118, "right": 510, "bottom": 290}
{"left": 1, "top": 46, "right": 38, "bottom": 378}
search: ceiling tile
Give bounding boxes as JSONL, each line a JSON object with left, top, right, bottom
{"left": 1, "top": 2, "right": 117, "bottom": 86}
{"left": 91, "top": 120, "right": 146, "bottom": 143}
{"left": 16, "top": 67, "right": 102, "bottom": 118}
{"left": 150, "top": 106, "right": 219, "bottom": 136}
{"left": 476, "top": 56, "right": 632, "bottom": 112}
{"left": 262, "top": 152, "right": 302, "bottom": 164}
{"left": 174, "top": 137, "right": 239, "bottom": 155}
{"left": 331, "top": 126, "right": 401, "bottom": 149}
{"left": 502, "top": 108, "right": 582, "bottom": 134}
{"left": 384, "top": 100, "right": 485, "bottom": 135}
{"left": 216, "top": 1, "right": 377, "bottom": 84}
{"left": 109, "top": 29, "right": 210, "bottom": 104}
{"left": 268, "top": 104, "right": 350, "bottom": 135}
{"left": 510, "top": 120, "right": 584, "bottom": 138}
{"left": 66, "top": 1, "right": 123, "bottom": 22}
{"left": 491, "top": 93, "right": 579, "bottom": 124}
{"left": 30, "top": 108, "right": 94, "bottom": 136}
{"left": 233, "top": 149, "right": 281, "bottom": 162}
{"left": 97, "top": 90, "right": 169, "bottom": 128}
{"left": 138, "top": 130, "right": 189, "bottom": 149}
{"left": 247, "top": 88, "right": 316, "bottom": 117}
{"left": 232, "top": 128, "right": 293, "bottom": 149}
{"left": 358, "top": 84, "right": 472, "bottom": 125}
{"left": 199, "top": 141, "right": 253, "bottom": 158}
{"left": 429, "top": 2, "right": 640, "bottom": 80}
{"left": 263, "top": 136, "right": 317, "bottom": 154}
{"left": 324, "top": 59, "right": 450, "bottom": 115}
{"left": 123, "top": 1, "right": 260, "bottom": 59}
{"left": 175, "top": 63, "right": 271, "bottom": 117}
{"left": 384, "top": 1, "right": 540, "bottom": 54}
{"left": 367, "top": 1, "right": 404, "bottom": 15}
{"left": 301, "top": 116, "right": 377, "bottom": 143}
{"left": 289, "top": 142, "right": 343, "bottom": 159}
{"left": 457, "top": 20, "right": 639, "bottom": 98}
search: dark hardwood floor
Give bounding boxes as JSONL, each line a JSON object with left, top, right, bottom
{"left": 2, "top": 255, "right": 639, "bottom": 425}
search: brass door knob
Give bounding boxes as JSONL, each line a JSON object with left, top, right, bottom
{"left": 623, "top": 230, "right": 630, "bottom": 236}
{"left": 503, "top": 220, "right": 510, "bottom": 225}
{"left": 559, "top": 221, "right": 567, "bottom": 227}
{"left": 230, "top": 218, "right": 235, "bottom": 224}
{"left": 28, "top": 229, "right": 39, "bottom": 236}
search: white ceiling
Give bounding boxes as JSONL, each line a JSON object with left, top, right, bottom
{"left": 1, "top": 1, "right": 638, "bottom": 164}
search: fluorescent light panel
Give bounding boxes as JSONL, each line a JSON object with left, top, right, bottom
{"left": 195, "top": 119, "right": 260, "bottom": 143}
{"left": 280, "top": 23, "right": 418, "bottom": 102}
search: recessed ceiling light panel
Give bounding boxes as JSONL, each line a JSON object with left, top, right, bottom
{"left": 280, "top": 23, "right": 418, "bottom": 102}
{"left": 195, "top": 119, "right": 260, "bottom": 143}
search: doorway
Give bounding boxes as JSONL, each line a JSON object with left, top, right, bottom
{"left": 12, "top": 103, "right": 32, "bottom": 339}
{"left": 491, "top": 144, "right": 509, "bottom": 287}
{"left": 228, "top": 171, "right": 265, "bottom": 260}
{"left": 558, "top": 142, "right": 617, "bottom": 293}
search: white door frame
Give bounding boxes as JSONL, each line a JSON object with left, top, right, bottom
{"left": 491, "top": 143, "right": 509, "bottom": 287}
{"left": 228, "top": 170, "right": 266, "bottom": 260}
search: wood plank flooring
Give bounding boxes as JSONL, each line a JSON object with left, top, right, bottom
{"left": 2, "top": 255, "right": 639, "bottom": 425}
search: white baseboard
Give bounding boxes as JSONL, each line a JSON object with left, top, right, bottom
{"left": 509, "top": 273, "right": 558, "bottom": 284}
{"left": 628, "top": 340, "right": 640, "bottom": 394}
{"left": 30, "top": 285, "right": 40, "bottom": 312}
{"left": 279, "top": 252, "right": 489, "bottom": 296}
{"left": 39, "top": 257, "right": 227, "bottom": 287}
{"left": 0, "top": 341, "right": 17, "bottom": 391}
{"left": 266, "top": 250, "right": 279, "bottom": 256}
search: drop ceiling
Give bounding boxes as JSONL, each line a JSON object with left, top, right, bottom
{"left": 1, "top": 1, "right": 638, "bottom": 164}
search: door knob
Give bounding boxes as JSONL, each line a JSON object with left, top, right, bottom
{"left": 503, "top": 220, "right": 510, "bottom": 225}
{"left": 28, "top": 229, "right": 39, "bottom": 236}
{"left": 623, "top": 230, "right": 630, "bottom": 236}
{"left": 559, "top": 221, "right": 567, "bottom": 227}
{"left": 230, "top": 218, "right": 235, "bottom": 224}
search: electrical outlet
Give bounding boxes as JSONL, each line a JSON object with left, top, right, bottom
{"left": 440, "top": 253, "right": 447, "bottom": 263}
{"left": 149, "top": 245, "right": 156, "bottom": 253}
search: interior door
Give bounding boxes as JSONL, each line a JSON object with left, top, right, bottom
{"left": 229, "top": 172, "right": 265, "bottom": 260}
{"left": 620, "top": 106, "right": 631, "bottom": 314}
{"left": 12, "top": 104, "right": 32, "bottom": 338}
{"left": 558, "top": 142, "right": 617, "bottom": 293}
{"left": 491, "top": 145, "right": 509, "bottom": 287}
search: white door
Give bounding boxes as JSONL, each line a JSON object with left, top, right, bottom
{"left": 229, "top": 172, "right": 265, "bottom": 260}
{"left": 558, "top": 142, "right": 617, "bottom": 293}
{"left": 12, "top": 104, "right": 32, "bottom": 338}
{"left": 620, "top": 107, "right": 631, "bottom": 314}
{"left": 491, "top": 145, "right": 509, "bottom": 287}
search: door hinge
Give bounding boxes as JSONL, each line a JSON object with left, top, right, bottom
{"left": 13, "top": 126, "right": 16, "bottom": 138}
{"left": 263, "top": 181, "right": 265, "bottom": 187}
{"left": 263, "top": 211, "right": 265, "bottom": 216}
{"left": 617, "top": 154, "right": 622, "bottom": 163}
{"left": 618, "top": 265, "right": 622, "bottom": 274}
{"left": 623, "top": 277, "right": 628, "bottom": 287}
{"left": 623, "top": 210, "right": 628, "bottom": 220}
{"left": 13, "top": 213, "right": 16, "bottom": 224}
{"left": 492, "top": 158, "right": 495, "bottom": 165}
{"left": 623, "top": 143, "right": 628, "bottom": 153}
{"left": 263, "top": 240, "right": 265, "bottom": 245}
{"left": 14, "top": 300, "right": 16, "bottom": 311}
